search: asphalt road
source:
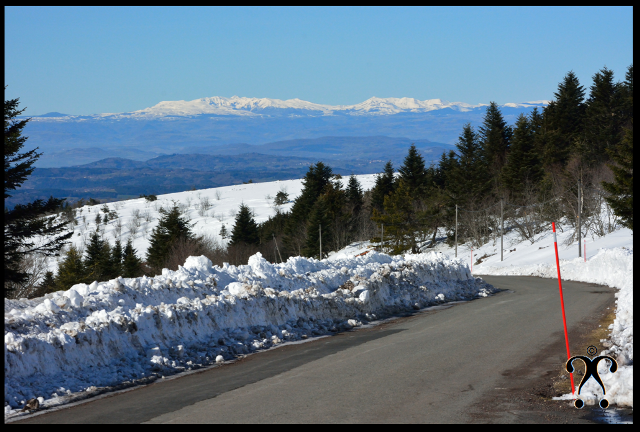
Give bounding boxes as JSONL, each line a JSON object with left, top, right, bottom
{"left": 11, "top": 275, "right": 616, "bottom": 423}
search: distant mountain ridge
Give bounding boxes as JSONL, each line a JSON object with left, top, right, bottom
{"left": 28, "top": 96, "right": 548, "bottom": 120}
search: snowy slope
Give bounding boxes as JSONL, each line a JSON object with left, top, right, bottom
{"left": 46, "top": 174, "right": 379, "bottom": 273}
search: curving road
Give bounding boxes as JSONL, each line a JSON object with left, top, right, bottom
{"left": 11, "top": 276, "right": 616, "bottom": 423}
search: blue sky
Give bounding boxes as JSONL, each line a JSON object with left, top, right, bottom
{"left": 5, "top": 6, "right": 633, "bottom": 116}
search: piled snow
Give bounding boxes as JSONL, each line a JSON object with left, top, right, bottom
{"left": 4, "top": 250, "right": 495, "bottom": 417}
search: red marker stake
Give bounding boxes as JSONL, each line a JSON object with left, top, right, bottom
{"left": 553, "top": 222, "right": 575, "bottom": 395}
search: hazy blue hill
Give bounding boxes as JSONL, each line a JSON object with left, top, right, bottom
{"left": 23, "top": 105, "right": 540, "bottom": 168}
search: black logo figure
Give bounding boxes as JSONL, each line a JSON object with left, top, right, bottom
{"left": 566, "top": 345, "right": 618, "bottom": 409}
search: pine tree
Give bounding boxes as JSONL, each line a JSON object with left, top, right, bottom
{"left": 84, "top": 230, "right": 112, "bottom": 283}
{"left": 345, "top": 174, "right": 364, "bottom": 215}
{"left": 108, "top": 239, "right": 124, "bottom": 279}
{"left": 371, "top": 179, "right": 421, "bottom": 254}
{"left": 479, "top": 102, "right": 512, "bottom": 179}
{"left": 302, "top": 196, "right": 332, "bottom": 258}
{"left": 370, "top": 161, "right": 396, "bottom": 212}
{"left": 4, "top": 91, "right": 73, "bottom": 295}
{"left": 580, "top": 67, "right": 624, "bottom": 166}
{"left": 230, "top": 203, "right": 260, "bottom": 246}
{"left": 501, "top": 114, "right": 543, "bottom": 200}
{"left": 397, "top": 144, "right": 428, "bottom": 198}
{"left": 122, "top": 238, "right": 143, "bottom": 278}
{"left": 602, "top": 125, "right": 633, "bottom": 230}
{"left": 219, "top": 224, "right": 229, "bottom": 239}
{"left": 283, "top": 162, "right": 333, "bottom": 255}
{"left": 146, "top": 204, "right": 194, "bottom": 271}
{"left": 54, "top": 246, "right": 86, "bottom": 291}
{"left": 451, "top": 124, "right": 491, "bottom": 203}
{"left": 543, "top": 71, "right": 586, "bottom": 167}
{"left": 36, "top": 271, "right": 57, "bottom": 296}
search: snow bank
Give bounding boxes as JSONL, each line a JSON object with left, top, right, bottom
{"left": 4, "top": 251, "right": 495, "bottom": 415}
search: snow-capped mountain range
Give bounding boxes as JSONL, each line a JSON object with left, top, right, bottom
{"left": 33, "top": 96, "right": 549, "bottom": 120}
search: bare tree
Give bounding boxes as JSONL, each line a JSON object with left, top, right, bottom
{"left": 5, "top": 251, "right": 50, "bottom": 300}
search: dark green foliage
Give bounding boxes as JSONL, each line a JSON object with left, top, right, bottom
{"left": 397, "top": 144, "right": 429, "bottom": 199}
{"left": 146, "top": 203, "right": 194, "bottom": 271}
{"left": 140, "top": 194, "right": 158, "bottom": 202}
{"left": 84, "top": 231, "right": 112, "bottom": 282}
{"left": 500, "top": 114, "right": 544, "bottom": 200}
{"left": 302, "top": 196, "right": 333, "bottom": 258}
{"left": 479, "top": 102, "right": 512, "bottom": 176}
{"left": 122, "top": 238, "right": 143, "bottom": 278}
{"left": 230, "top": 203, "right": 260, "bottom": 246}
{"left": 451, "top": 124, "right": 491, "bottom": 203}
{"left": 602, "top": 125, "right": 633, "bottom": 230}
{"left": 274, "top": 190, "right": 289, "bottom": 206}
{"left": 371, "top": 180, "right": 421, "bottom": 254}
{"left": 109, "top": 239, "right": 124, "bottom": 279}
{"left": 4, "top": 91, "right": 72, "bottom": 294}
{"left": 345, "top": 175, "right": 364, "bottom": 215}
{"left": 54, "top": 246, "right": 86, "bottom": 291}
{"left": 284, "top": 162, "right": 333, "bottom": 254}
{"left": 370, "top": 161, "right": 396, "bottom": 212}
{"left": 219, "top": 224, "right": 229, "bottom": 239}
{"left": 543, "top": 71, "right": 586, "bottom": 167}
{"left": 36, "top": 271, "right": 57, "bottom": 296}
{"left": 579, "top": 67, "right": 625, "bottom": 166}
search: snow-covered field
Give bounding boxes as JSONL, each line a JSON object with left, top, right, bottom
{"left": 5, "top": 174, "right": 633, "bottom": 419}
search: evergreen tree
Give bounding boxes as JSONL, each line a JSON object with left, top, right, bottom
{"left": 36, "top": 271, "right": 57, "bottom": 296}
{"left": 146, "top": 204, "right": 194, "bottom": 271}
{"left": 543, "top": 71, "right": 586, "bottom": 167}
{"left": 478, "top": 102, "right": 512, "bottom": 179}
{"left": 108, "top": 239, "right": 124, "bottom": 279}
{"left": 451, "top": 124, "right": 490, "bottom": 203}
{"left": 219, "top": 224, "right": 229, "bottom": 239}
{"left": 602, "top": 125, "right": 633, "bottom": 230}
{"left": 397, "top": 144, "right": 428, "bottom": 198}
{"left": 501, "top": 114, "right": 543, "bottom": 200}
{"left": 54, "top": 246, "right": 86, "bottom": 291}
{"left": 580, "top": 67, "right": 624, "bottom": 166}
{"left": 84, "top": 230, "right": 112, "bottom": 283}
{"left": 283, "top": 162, "right": 333, "bottom": 255}
{"left": 620, "top": 64, "right": 633, "bottom": 129}
{"left": 370, "top": 161, "right": 396, "bottom": 212}
{"left": 302, "top": 196, "right": 332, "bottom": 258}
{"left": 371, "top": 180, "right": 421, "bottom": 254}
{"left": 230, "top": 203, "right": 260, "bottom": 246}
{"left": 122, "top": 238, "right": 143, "bottom": 278}
{"left": 345, "top": 174, "right": 364, "bottom": 215}
{"left": 4, "top": 91, "right": 72, "bottom": 295}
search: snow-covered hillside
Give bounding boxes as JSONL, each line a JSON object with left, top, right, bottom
{"left": 47, "top": 174, "right": 379, "bottom": 274}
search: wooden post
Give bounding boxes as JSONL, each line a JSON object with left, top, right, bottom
{"left": 501, "top": 199, "right": 504, "bottom": 262}
{"left": 455, "top": 205, "right": 458, "bottom": 258}
{"left": 578, "top": 180, "right": 582, "bottom": 258}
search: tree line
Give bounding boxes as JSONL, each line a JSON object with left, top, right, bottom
{"left": 5, "top": 65, "right": 632, "bottom": 298}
